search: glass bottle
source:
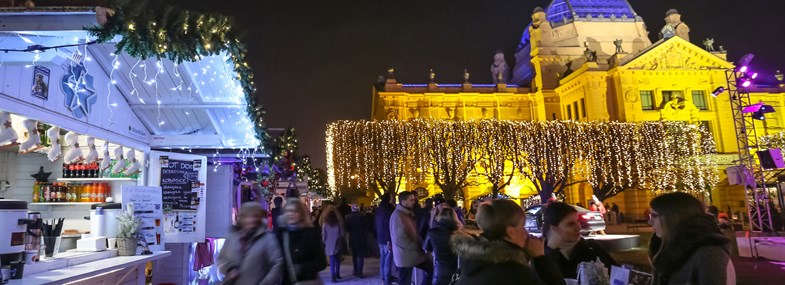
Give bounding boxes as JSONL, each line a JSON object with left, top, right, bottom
{"left": 32, "top": 182, "right": 40, "bottom": 203}
{"left": 80, "top": 183, "right": 90, "bottom": 203}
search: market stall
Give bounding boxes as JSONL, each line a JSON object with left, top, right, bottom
{"left": 0, "top": 4, "right": 263, "bottom": 284}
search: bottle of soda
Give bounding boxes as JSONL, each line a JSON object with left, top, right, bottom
{"left": 32, "top": 182, "right": 40, "bottom": 203}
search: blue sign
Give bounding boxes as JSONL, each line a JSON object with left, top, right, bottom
{"left": 60, "top": 62, "right": 96, "bottom": 119}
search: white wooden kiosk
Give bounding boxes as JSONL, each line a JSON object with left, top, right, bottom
{"left": 1, "top": 7, "right": 259, "bottom": 285}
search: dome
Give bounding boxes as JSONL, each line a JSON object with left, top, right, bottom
{"left": 546, "top": 0, "right": 637, "bottom": 27}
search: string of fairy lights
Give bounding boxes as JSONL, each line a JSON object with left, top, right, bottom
{"left": 325, "top": 119, "right": 719, "bottom": 198}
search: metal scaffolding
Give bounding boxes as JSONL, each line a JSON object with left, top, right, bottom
{"left": 726, "top": 69, "right": 775, "bottom": 232}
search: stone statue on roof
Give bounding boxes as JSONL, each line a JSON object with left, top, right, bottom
{"left": 703, "top": 38, "right": 715, "bottom": 52}
{"left": 532, "top": 7, "right": 546, "bottom": 28}
{"left": 491, "top": 50, "right": 508, "bottom": 83}
{"left": 614, "top": 39, "right": 625, "bottom": 54}
{"left": 659, "top": 9, "right": 690, "bottom": 41}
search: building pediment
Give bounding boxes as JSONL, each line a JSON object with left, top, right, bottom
{"left": 620, "top": 37, "right": 733, "bottom": 70}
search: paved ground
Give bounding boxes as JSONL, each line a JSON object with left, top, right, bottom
{"left": 315, "top": 225, "right": 785, "bottom": 284}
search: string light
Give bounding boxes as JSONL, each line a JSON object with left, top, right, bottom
{"left": 325, "top": 120, "right": 719, "bottom": 199}
{"left": 105, "top": 53, "right": 119, "bottom": 124}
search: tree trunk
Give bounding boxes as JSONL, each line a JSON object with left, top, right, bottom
{"left": 539, "top": 182, "right": 555, "bottom": 203}
{"left": 439, "top": 184, "right": 460, "bottom": 200}
{"left": 492, "top": 183, "right": 500, "bottom": 199}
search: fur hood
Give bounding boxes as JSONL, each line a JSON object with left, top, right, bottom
{"left": 649, "top": 213, "right": 730, "bottom": 280}
{"left": 451, "top": 231, "right": 529, "bottom": 266}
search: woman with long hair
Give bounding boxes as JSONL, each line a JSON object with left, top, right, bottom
{"left": 277, "top": 198, "right": 327, "bottom": 285}
{"left": 218, "top": 202, "right": 283, "bottom": 285}
{"left": 451, "top": 199, "right": 564, "bottom": 285}
{"left": 322, "top": 206, "right": 345, "bottom": 282}
{"left": 425, "top": 207, "right": 460, "bottom": 285}
{"left": 542, "top": 202, "right": 617, "bottom": 279}
{"left": 648, "top": 192, "right": 736, "bottom": 285}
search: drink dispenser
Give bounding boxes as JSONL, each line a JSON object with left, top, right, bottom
{"left": 24, "top": 212, "right": 42, "bottom": 262}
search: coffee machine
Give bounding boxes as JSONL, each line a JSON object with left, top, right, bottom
{"left": 0, "top": 200, "right": 27, "bottom": 280}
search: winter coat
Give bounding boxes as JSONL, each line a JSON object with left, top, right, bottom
{"left": 425, "top": 220, "right": 458, "bottom": 285}
{"left": 271, "top": 207, "right": 283, "bottom": 232}
{"left": 346, "top": 211, "right": 368, "bottom": 251}
{"left": 322, "top": 222, "right": 343, "bottom": 256}
{"left": 649, "top": 214, "right": 736, "bottom": 285}
{"left": 390, "top": 204, "right": 428, "bottom": 267}
{"left": 416, "top": 206, "right": 434, "bottom": 241}
{"left": 544, "top": 238, "right": 618, "bottom": 279}
{"left": 218, "top": 227, "right": 283, "bottom": 285}
{"left": 451, "top": 231, "right": 565, "bottom": 285}
{"left": 374, "top": 202, "right": 395, "bottom": 245}
{"left": 276, "top": 223, "right": 328, "bottom": 285}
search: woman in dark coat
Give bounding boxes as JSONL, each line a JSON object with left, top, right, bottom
{"left": 218, "top": 202, "right": 283, "bottom": 285}
{"left": 648, "top": 192, "right": 735, "bottom": 285}
{"left": 277, "top": 198, "right": 328, "bottom": 285}
{"left": 425, "top": 207, "right": 459, "bottom": 285}
{"left": 451, "top": 199, "right": 565, "bottom": 285}
{"left": 542, "top": 202, "right": 617, "bottom": 279}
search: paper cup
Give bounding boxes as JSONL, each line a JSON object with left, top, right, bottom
{"left": 107, "top": 238, "right": 118, "bottom": 249}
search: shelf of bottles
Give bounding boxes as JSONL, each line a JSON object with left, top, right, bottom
{"left": 32, "top": 181, "right": 112, "bottom": 204}
{"left": 61, "top": 162, "right": 140, "bottom": 180}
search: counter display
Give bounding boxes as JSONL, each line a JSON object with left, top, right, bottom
{"left": 7, "top": 251, "right": 171, "bottom": 285}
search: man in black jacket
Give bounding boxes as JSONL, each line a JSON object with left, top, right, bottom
{"left": 374, "top": 193, "right": 396, "bottom": 285}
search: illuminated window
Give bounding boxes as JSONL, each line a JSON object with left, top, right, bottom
{"left": 660, "top": 91, "right": 683, "bottom": 109}
{"left": 692, "top": 90, "right": 708, "bottom": 110}
{"left": 640, "top": 91, "right": 654, "bottom": 110}
{"left": 573, "top": 102, "right": 579, "bottom": 121}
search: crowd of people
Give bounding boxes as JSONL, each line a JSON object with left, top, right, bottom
{"left": 215, "top": 190, "right": 736, "bottom": 285}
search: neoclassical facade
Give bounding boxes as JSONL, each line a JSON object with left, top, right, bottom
{"left": 370, "top": 0, "right": 785, "bottom": 218}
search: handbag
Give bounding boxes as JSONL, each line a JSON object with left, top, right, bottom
{"left": 283, "top": 231, "right": 324, "bottom": 285}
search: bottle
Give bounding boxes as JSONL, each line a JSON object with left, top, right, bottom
{"left": 67, "top": 183, "right": 75, "bottom": 202}
{"left": 96, "top": 183, "right": 104, "bottom": 202}
{"left": 62, "top": 164, "right": 69, "bottom": 178}
{"left": 90, "top": 163, "right": 97, "bottom": 178}
{"left": 68, "top": 164, "right": 75, "bottom": 179}
{"left": 105, "top": 183, "right": 111, "bottom": 200}
{"left": 32, "top": 182, "right": 40, "bottom": 203}
{"left": 80, "top": 183, "right": 91, "bottom": 202}
{"left": 41, "top": 183, "right": 49, "bottom": 203}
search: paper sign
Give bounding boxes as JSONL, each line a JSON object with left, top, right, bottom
{"left": 122, "top": 186, "right": 165, "bottom": 252}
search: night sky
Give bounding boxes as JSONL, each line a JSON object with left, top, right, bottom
{"left": 212, "top": 0, "right": 785, "bottom": 168}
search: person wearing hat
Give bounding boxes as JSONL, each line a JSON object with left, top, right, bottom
{"left": 346, "top": 204, "right": 369, "bottom": 278}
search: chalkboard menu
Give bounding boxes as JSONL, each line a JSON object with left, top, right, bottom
{"left": 160, "top": 159, "right": 200, "bottom": 211}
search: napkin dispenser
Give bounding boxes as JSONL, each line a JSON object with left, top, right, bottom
{"left": 76, "top": 235, "right": 107, "bottom": 252}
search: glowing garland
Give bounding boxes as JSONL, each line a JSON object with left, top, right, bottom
{"left": 325, "top": 119, "right": 718, "bottom": 199}
{"left": 86, "top": 0, "right": 268, "bottom": 143}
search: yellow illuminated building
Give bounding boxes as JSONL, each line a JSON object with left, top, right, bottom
{"left": 370, "top": 1, "right": 785, "bottom": 219}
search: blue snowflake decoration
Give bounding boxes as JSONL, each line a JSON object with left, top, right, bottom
{"left": 60, "top": 62, "right": 97, "bottom": 119}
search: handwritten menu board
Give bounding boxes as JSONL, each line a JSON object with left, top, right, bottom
{"left": 122, "top": 186, "right": 164, "bottom": 251}
{"left": 160, "top": 159, "right": 200, "bottom": 211}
